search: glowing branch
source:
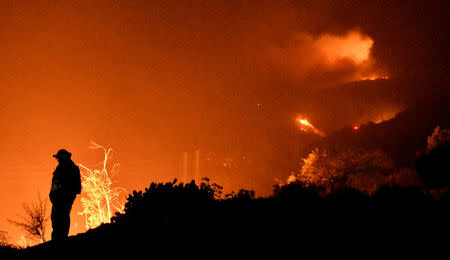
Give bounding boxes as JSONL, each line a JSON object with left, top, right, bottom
{"left": 78, "top": 142, "right": 125, "bottom": 229}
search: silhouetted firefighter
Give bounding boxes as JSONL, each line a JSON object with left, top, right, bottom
{"left": 49, "top": 149, "right": 82, "bottom": 241}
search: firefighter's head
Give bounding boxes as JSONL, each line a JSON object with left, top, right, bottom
{"left": 53, "top": 149, "right": 72, "bottom": 163}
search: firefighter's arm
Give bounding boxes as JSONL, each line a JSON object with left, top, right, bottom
{"left": 49, "top": 178, "right": 60, "bottom": 202}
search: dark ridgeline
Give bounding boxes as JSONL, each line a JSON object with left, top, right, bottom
{"left": 1, "top": 140, "right": 448, "bottom": 258}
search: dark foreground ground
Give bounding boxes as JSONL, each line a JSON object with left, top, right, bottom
{"left": 2, "top": 181, "right": 450, "bottom": 258}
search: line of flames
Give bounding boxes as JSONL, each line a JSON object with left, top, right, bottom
{"left": 296, "top": 117, "right": 326, "bottom": 137}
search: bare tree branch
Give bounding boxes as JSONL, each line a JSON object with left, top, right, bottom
{"left": 8, "top": 193, "right": 50, "bottom": 243}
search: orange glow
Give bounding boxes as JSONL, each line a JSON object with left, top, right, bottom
{"left": 353, "top": 126, "right": 359, "bottom": 130}
{"left": 372, "top": 109, "right": 402, "bottom": 124}
{"left": 362, "top": 75, "right": 390, "bottom": 81}
{"left": 296, "top": 117, "right": 326, "bottom": 137}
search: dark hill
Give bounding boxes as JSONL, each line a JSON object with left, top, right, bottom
{"left": 311, "top": 95, "right": 450, "bottom": 168}
{"left": 5, "top": 179, "right": 449, "bottom": 258}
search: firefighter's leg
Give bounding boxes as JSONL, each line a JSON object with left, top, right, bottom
{"left": 51, "top": 200, "right": 64, "bottom": 241}
{"left": 61, "top": 195, "right": 76, "bottom": 238}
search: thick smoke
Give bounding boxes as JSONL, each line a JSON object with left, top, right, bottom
{"left": 266, "top": 29, "right": 385, "bottom": 87}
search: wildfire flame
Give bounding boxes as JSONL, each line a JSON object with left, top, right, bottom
{"left": 296, "top": 117, "right": 326, "bottom": 137}
{"left": 78, "top": 142, "right": 125, "bottom": 229}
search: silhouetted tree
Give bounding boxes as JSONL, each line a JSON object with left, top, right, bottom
{"left": 225, "top": 189, "right": 255, "bottom": 200}
{"left": 0, "top": 230, "right": 11, "bottom": 247}
{"left": 286, "top": 147, "right": 395, "bottom": 193}
{"left": 112, "top": 178, "right": 220, "bottom": 224}
{"left": 426, "top": 126, "right": 450, "bottom": 152}
{"left": 201, "top": 177, "right": 224, "bottom": 199}
{"left": 417, "top": 139, "right": 450, "bottom": 188}
{"left": 8, "top": 193, "right": 49, "bottom": 243}
{"left": 416, "top": 126, "right": 450, "bottom": 188}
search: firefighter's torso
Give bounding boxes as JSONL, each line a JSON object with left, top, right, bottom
{"left": 51, "top": 162, "right": 77, "bottom": 193}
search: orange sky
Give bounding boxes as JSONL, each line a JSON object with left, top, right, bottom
{"left": 1, "top": 0, "right": 447, "bottom": 244}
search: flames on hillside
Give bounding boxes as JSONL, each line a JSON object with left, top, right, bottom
{"left": 296, "top": 117, "right": 326, "bottom": 137}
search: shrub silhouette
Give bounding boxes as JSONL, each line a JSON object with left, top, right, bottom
{"left": 11, "top": 177, "right": 450, "bottom": 258}
{"left": 112, "top": 178, "right": 217, "bottom": 224}
{"left": 417, "top": 140, "right": 450, "bottom": 188}
{"left": 273, "top": 180, "right": 321, "bottom": 201}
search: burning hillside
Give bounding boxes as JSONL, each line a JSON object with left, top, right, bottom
{"left": 0, "top": 1, "right": 449, "bottom": 251}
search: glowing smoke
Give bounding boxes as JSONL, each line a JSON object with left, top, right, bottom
{"left": 268, "top": 29, "right": 387, "bottom": 85}
{"left": 314, "top": 30, "right": 373, "bottom": 65}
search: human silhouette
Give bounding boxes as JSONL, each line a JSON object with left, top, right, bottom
{"left": 49, "top": 149, "right": 82, "bottom": 241}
